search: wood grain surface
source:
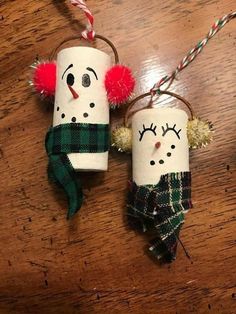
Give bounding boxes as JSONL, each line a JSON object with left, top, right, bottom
{"left": 0, "top": 0, "right": 235, "bottom": 313}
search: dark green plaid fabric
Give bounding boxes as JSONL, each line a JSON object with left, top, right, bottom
{"left": 127, "top": 172, "right": 192, "bottom": 263}
{"left": 46, "top": 123, "right": 110, "bottom": 154}
{"left": 45, "top": 123, "right": 109, "bottom": 219}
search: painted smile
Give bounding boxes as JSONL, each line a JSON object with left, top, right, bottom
{"left": 150, "top": 144, "right": 176, "bottom": 166}
{"left": 56, "top": 102, "right": 96, "bottom": 122}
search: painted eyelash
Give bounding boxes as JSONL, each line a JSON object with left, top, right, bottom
{"left": 162, "top": 123, "right": 181, "bottom": 139}
{"left": 139, "top": 123, "right": 157, "bottom": 141}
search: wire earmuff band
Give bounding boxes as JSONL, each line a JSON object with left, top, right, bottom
{"left": 50, "top": 34, "right": 119, "bottom": 64}
{"left": 124, "top": 90, "right": 195, "bottom": 127}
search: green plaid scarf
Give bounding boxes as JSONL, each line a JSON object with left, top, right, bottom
{"left": 45, "top": 123, "right": 109, "bottom": 219}
{"left": 127, "top": 172, "right": 192, "bottom": 263}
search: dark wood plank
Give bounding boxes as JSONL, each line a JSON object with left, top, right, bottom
{"left": 0, "top": 0, "right": 235, "bottom": 313}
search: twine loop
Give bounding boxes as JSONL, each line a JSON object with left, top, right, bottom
{"left": 150, "top": 11, "right": 236, "bottom": 94}
{"left": 127, "top": 11, "right": 236, "bottom": 128}
{"left": 71, "top": 0, "right": 96, "bottom": 41}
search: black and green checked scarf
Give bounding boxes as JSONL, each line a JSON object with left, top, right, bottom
{"left": 45, "top": 123, "right": 109, "bottom": 219}
{"left": 127, "top": 172, "right": 192, "bottom": 263}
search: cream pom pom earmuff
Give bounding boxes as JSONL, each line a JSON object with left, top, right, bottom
{"left": 112, "top": 90, "right": 213, "bottom": 153}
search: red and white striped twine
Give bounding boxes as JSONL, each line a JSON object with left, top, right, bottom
{"left": 70, "top": 0, "right": 95, "bottom": 40}
{"left": 151, "top": 11, "right": 236, "bottom": 94}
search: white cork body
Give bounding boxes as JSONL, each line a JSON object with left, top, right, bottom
{"left": 132, "top": 108, "right": 189, "bottom": 185}
{"left": 53, "top": 47, "right": 111, "bottom": 171}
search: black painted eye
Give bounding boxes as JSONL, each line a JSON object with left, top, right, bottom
{"left": 67, "top": 73, "right": 74, "bottom": 86}
{"left": 162, "top": 123, "right": 181, "bottom": 139}
{"left": 139, "top": 123, "right": 157, "bottom": 141}
{"left": 150, "top": 160, "right": 155, "bottom": 166}
{"left": 82, "top": 74, "right": 91, "bottom": 87}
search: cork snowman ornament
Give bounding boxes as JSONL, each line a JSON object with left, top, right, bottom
{"left": 52, "top": 45, "right": 111, "bottom": 172}
{"left": 112, "top": 90, "right": 213, "bottom": 262}
{"left": 111, "top": 11, "right": 236, "bottom": 262}
{"left": 30, "top": 1, "right": 135, "bottom": 218}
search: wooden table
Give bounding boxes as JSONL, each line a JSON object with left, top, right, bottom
{"left": 0, "top": 1, "right": 235, "bottom": 313}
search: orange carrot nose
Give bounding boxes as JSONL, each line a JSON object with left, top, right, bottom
{"left": 155, "top": 141, "right": 161, "bottom": 149}
{"left": 68, "top": 85, "right": 79, "bottom": 99}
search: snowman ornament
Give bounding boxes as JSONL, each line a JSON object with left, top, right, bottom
{"left": 31, "top": 34, "right": 135, "bottom": 219}
{"left": 113, "top": 90, "right": 213, "bottom": 262}
{"left": 53, "top": 46, "right": 111, "bottom": 172}
{"left": 130, "top": 106, "right": 192, "bottom": 262}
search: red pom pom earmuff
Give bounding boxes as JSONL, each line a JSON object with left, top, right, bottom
{"left": 105, "top": 65, "right": 135, "bottom": 107}
{"left": 31, "top": 35, "right": 135, "bottom": 106}
{"left": 32, "top": 61, "right": 56, "bottom": 97}
{"left": 31, "top": 61, "right": 135, "bottom": 107}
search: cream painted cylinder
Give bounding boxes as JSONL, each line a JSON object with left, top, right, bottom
{"left": 53, "top": 47, "right": 111, "bottom": 171}
{"left": 132, "top": 108, "right": 189, "bottom": 185}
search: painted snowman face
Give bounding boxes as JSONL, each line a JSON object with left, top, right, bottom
{"left": 53, "top": 47, "right": 111, "bottom": 127}
{"left": 132, "top": 108, "right": 189, "bottom": 185}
